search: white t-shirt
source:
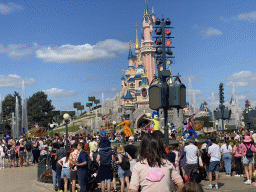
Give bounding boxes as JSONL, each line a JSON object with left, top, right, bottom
{"left": 0, "top": 146, "right": 5, "bottom": 157}
{"left": 61, "top": 157, "right": 70, "bottom": 168}
{"left": 208, "top": 144, "right": 221, "bottom": 162}
{"left": 184, "top": 144, "right": 198, "bottom": 164}
{"left": 252, "top": 133, "right": 256, "bottom": 143}
{"left": 220, "top": 144, "right": 232, "bottom": 154}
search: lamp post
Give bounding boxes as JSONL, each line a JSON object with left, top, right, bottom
{"left": 113, "top": 121, "right": 116, "bottom": 134}
{"left": 50, "top": 124, "right": 54, "bottom": 138}
{"left": 63, "top": 113, "right": 70, "bottom": 149}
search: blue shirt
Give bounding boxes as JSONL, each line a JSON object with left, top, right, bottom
{"left": 77, "top": 151, "right": 88, "bottom": 171}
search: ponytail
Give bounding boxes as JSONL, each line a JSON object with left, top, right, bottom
{"left": 235, "top": 141, "right": 240, "bottom": 151}
{"left": 225, "top": 140, "right": 229, "bottom": 150}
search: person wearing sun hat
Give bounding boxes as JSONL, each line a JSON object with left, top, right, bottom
{"left": 242, "top": 135, "right": 255, "bottom": 185}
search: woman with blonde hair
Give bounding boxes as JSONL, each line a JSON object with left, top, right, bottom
{"left": 116, "top": 144, "right": 132, "bottom": 192}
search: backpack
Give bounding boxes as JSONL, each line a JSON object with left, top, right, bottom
{"left": 10, "top": 148, "right": 15, "bottom": 155}
{"left": 26, "top": 142, "right": 32, "bottom": 151}
{"left": 121, "top": 153, "right": 130, "bottom": 170}
{"left": 245, "top": 144, "right": 253, "bottom": 158}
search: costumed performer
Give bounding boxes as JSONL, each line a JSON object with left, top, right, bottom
{"left": 144, "top": 111, "right": 164, "bottom": 132}
{"left": 186, "top": 113, "right": 198, "bottom": 141}
{"left": 116, "top": 117, "right": 133, "bottom": 140}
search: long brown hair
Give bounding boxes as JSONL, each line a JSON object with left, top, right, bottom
{"left": 138, "top": 133, "right": 168, "bottom": 167}
{"left": 182, "top": 181, "right": 204, "bottom": 192}
{"left": 225, "top": 139, "right": 229, "bottom": 150}
{"left": 65, "top": 149, "right": 71, "bottom": 163}
{"left": 235, "top": 140, "right": 240, "bottom": 151}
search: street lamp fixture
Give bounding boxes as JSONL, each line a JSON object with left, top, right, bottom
{"left": 113, "top": 121, "right": 116, "bottom": 134}
{"left": 63, "top": 113, "right": 70, "bottom": 149}
{"left": 50, "top": 124, "right": 55, "bottom": 138}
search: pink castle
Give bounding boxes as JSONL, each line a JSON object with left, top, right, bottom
{"left": 120, "top": 0, "right": 156, "bottom": 128}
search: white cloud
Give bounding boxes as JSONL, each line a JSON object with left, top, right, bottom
{"left": 0, "top": 43, "right": 40, "bottom": 59}
{"left": 194, "top": 25, "right": 223, "bottom": 37}
{"left": 220, "top": 11, "right": 256, "bottom": 23}
{"left": 182, "top": 75, "right": 202, "bottom": 82}
{"left": 226, "top": 71, "right": 256, "bottom": 87}
{"left": 202, "top": 27, "right": 223, "bottom": 36}
{"left": 43, "top": 88, "right": 79, "bottom": 98}
{"left": 0, "top": 2, "right": 23, "bottom": 15}
{"left": 36, "top": 39, "right": 130, "bottom": 63}
{"left": 237, "top": 11, "right": 256, "bottom": 21}
{"left": 243, "top": 61, "right": 253, "bottom": 65}
{"left": 0, "top": 74, "right": 35, "bottom": 88}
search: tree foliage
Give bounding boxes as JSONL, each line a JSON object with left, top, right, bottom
{"left": 27, "top": 91, "right": 55, "bottom": 127}
{"left": 195, "top": 116, "right": 213, "bottom": 127}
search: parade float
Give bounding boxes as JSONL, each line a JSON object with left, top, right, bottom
{"left": 27, "top": 123, "right": 46, "bottom": 137}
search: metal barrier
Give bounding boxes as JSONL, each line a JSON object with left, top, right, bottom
{"left": 37, "top": 155, "right": 52, "bottom": 183}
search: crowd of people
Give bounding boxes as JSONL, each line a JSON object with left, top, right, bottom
{"left": 1, "top": 124, "right": 256, "bottom": 192}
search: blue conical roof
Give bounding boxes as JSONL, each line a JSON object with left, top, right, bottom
{"left": 141, "top": 77, "right": 148, "bottom": 86}
{"left": 123, "top": 90, "right": 134, "bottom": 99}
{"left": 128, "top": 47, "right": 136, "bottom": 60}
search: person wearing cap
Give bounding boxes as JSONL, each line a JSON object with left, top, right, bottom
{"left": 186, "top": 114, "right": 198, "bottom": 142}
{"left": 205, "top": 137, "right": 221, "bottom": 190}
{"left": 242, "top": 135, "right": 255, "bottom": 185}
{"left": 184, "top": 136, "right": 199, "bottom": 181}
{"left": 124, "top": 136, "right": 137, "bottom": 172}
{"left": 99, "top": 131, "right": 110, "bottom": 150}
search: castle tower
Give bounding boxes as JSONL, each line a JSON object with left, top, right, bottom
{"left": 141, "top": 0, "right": 156, "bottom": 85}
{"left": 135, "top": 23, "right": 141, "bottom": 65}
{"left": 128, "top": 41, "right": 137, "bottom": 70}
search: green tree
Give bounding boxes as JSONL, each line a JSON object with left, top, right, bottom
{"left": 2, "top": 91, "right": 22, "bottom": 133}
{"left": 195, "top": 116, "right": 213, "bottom": 127}
{"left": 27, "top": 91, "right": 55, "bottom": 127}
{"left": 73, "top": 102, "right": 81, "bottom": 116}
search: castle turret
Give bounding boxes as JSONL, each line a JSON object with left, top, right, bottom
{"left": 128, "top": 41, "right": 137, "bottom": 70}
{"left": 141, "top": 0, "right": 155, "bottom": 85}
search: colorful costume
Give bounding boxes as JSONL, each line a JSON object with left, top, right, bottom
{"left": 118, "top": 120, "right": 133, "bottom": 137}
{"left": 145, "top": 113, "right": 164, "bottom": 132}
{"left": 186, "top": 113, "right": 198, "bottom": 140}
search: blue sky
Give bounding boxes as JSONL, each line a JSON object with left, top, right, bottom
{"left": 0, "top": 0, "right": 256, "bottom": 114}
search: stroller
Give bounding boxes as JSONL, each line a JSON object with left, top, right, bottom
{"left": 86, "top": 160, "right": 99, "bottom": 192}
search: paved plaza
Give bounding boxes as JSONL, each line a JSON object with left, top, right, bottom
{"left": 0, "top": 165, "right": 256, "bottom": 192}
{"left": 0, "top": 166, "right": 50, "bottom": 192}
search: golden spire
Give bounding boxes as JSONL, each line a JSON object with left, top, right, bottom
{"left": 135, "top": 23, "right": 140, "bottom": 50}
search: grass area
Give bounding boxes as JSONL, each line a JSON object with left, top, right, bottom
{"left": 46, "top": 125, "right": 80, "bottom": 135}
{"left": 75, "top": 113, "right": 95, "bottom": 120}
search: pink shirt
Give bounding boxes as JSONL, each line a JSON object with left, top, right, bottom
{"left": 241, "top": 144, "right": 255, "bottom": 157}
{"left": 129, "top": 160, "right": 183, "bottom": 192}
{"left": 233, "top": 145, "right": 242, "bottom": 157}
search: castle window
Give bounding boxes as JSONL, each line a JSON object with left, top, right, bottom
{"left": 139, "top": 81, "right": 142, "bottom": 87}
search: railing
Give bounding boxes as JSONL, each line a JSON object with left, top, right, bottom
{"left": 37, "top": 154, "right": 52, "bottom": 183}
